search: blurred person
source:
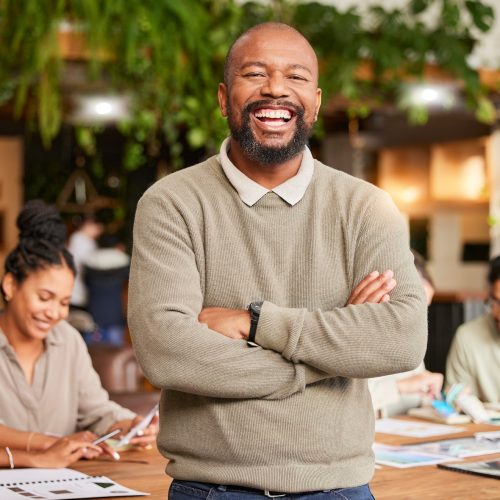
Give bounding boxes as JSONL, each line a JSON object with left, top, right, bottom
{"left": 368, "top": 251, "right": 443, "bottom": 417}
{"left": 84, "top": 233, "right": 130, "bottom": 345}
{"left": 446, "top": 255, "right": 500, "bottom": 403}
{"left": 0, "top": 200, "right": 158, "bottom": 469}
{"left": 68, "top": 214, "right": 103, "bottom": 310}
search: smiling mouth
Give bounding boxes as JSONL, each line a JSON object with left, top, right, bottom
{"left": 253, "top": 107, "right": 294, "bottom": 124}
{"left": 33, "top": 317, "right": 52, "bottom": 330}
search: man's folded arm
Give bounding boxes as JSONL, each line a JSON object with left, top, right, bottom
{"left": 254, "top": 191, "right": 428, "bottom": 379}
{"left": 128, "top": 192, "right": 328, "bottom": 401}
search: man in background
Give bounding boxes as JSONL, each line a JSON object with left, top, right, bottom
{"left": 84, "top": 233, "right": 130, "bottom": 346}
{"left": 68, "top": 215, "right": 103, "bottom": 310}
{"left": 129, "top": 22, "right": 427, "bottom": 500}
{"left": 447, "top": 255, "right": 500, "bottom": 403}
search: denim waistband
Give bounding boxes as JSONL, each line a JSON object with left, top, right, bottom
{"left": 173, "top": 480, "right": 330, "bottom": 498}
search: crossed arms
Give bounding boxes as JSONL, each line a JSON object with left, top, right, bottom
{"left": 198, "top": 270, "right": 397, "bottom": 340}
{"left": 128, "top": 186, "right": 428, "bottom": 400}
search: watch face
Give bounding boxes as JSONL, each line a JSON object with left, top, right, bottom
{"left": 251, "top": 301, "right": 263, "bottom": 313}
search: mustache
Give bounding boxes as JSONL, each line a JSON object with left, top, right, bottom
{"left": 244, "top": 100, "right": 304, "bottom": 117}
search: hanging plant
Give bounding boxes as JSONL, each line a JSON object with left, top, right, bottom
{"left": 0, "top": 0, "right": 496, "bottom": 168}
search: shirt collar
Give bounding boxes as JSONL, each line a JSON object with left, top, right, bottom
{"left": 218, "top": 137, "right": 314, "bottom": 207}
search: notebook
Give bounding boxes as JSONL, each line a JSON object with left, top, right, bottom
{"left": 438, "top": 459, "right": 500, "bottom": 479}
{"left": 0, "top": 467, "right": 148, "bottom": 499}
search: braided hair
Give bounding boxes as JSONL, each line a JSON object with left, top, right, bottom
{"left": 2, "top": 200, "right": 76, "bottom": 299}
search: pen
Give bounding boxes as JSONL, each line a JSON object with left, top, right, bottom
{"left": 92, "top": 428, "right": 122, "bottom": 445}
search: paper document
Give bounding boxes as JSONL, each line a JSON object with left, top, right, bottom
{"left": 0, "top": 467, "right": 148, "bottom": 499}
{"left": 375, "top": 418, "right": 464, "bottom": 438}
{"left": 373, "top": 443, "right": 452, "bottom": 468}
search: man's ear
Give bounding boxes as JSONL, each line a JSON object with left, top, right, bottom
{"left": 2, "top": 273, "right": 15, "bottom": 302}
{"left": 314, "top": 88, "right": 322, "bottom": 122}
{"left": 218, "top": 83, "right": 228, "bottom": 117}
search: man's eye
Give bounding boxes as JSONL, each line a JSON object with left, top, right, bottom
{"left": 289, "top": 75, "right": 307, "bottom": 81}
{"left": 244, "top": 72, "right": 265, "bottom": 78}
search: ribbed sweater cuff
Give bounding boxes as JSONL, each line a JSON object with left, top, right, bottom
{"left": 256, "top": 302, "right": 305, "bottom": 359}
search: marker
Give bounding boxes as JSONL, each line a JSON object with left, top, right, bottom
{"left": 92, "top": 428, "right": 122, "bottom": 445}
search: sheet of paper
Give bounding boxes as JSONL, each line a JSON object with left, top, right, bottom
{"left": 375, "top": 418, "right": 464, "bottom": 438}
{"left": 373, "top": 443, "right": 453, "bottom": 468}
{"left": 0, "top": 467, "right": 87, "bottom": 482}
{"left": 0, "top": 468, "right": 148, "bottom": 499}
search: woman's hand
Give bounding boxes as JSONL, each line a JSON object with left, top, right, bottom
{"left": 397, "top": 371, "right": 444, "bottom": 399}
{"left": 29, "top": 438, "right": 101, "bottom": 468}
{"left": 110, "top": 414, "right": 159, "bottom": 448}
{"left": 65, "top": 430, "right": 121, "bottom": 460}
{"left": 66, "top": 430, "right": 98, "bottom": 443}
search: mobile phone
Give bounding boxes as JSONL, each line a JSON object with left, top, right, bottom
{"left": 114, "top": 403, "right": 159, "bottom": 448}
{"left": 92, "top": 428, "right": 122, "bottom": 445}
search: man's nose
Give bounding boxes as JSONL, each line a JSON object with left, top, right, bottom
{"left": 261, "top": 72, "right": 290, "bottom": 99}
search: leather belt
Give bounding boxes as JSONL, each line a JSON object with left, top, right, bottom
{"left": 223, "top": 485, "right": 319, "bottom": 497}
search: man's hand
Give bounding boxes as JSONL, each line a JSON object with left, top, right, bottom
{"left": 198, "top": 307, "right": 251, "bottom": 340}
{"left": 396, "top": 371, "right": 444, "bottom": 399}
{"left": 346, "top": 270, "right": 396, "bottom": 305}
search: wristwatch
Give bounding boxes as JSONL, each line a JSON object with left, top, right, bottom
{"left": 248, "top": 301, "right": 264, "bottom": 343}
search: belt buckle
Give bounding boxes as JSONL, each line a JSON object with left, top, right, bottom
{"left": 264, "top": 491, "right": 286, "bottom": 498}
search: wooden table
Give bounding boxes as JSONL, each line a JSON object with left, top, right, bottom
{"left": 73, "top": 447, "right": 171, "bottom": 498}
{"left": 72, "top": 421, "right": 500, "bottom": 499}
{"left": 371, "top": 420, "right": 500, "bottom": 499}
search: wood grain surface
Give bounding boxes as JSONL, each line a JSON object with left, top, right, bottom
{"left": 72, "top": 420, "right": 500, "bottom": 499}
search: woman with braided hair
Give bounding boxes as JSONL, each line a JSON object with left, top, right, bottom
{"left": 0, "top": 200, "right": 157, "bottom": 469}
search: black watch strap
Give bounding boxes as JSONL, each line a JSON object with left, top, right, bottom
{"left": 248, "top": 301, "right": 264, "bottom": 343}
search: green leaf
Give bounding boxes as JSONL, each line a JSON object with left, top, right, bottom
{"left": 487, "top": 215, "right": 499, "bottom": 228}
{"left": 187, "top": 127, "right": 207, "bottom": 149}
{"left": 475, "top": 96, "right": 495, "bottom": 124}
{"left": 410, "top": 0, "right": 432, "bottom": 15}
{"left": 123, "top": 142, "right": 145, "bottom": 170}
{"left": 465, "top": 0, "right": 495, "bottom": 32}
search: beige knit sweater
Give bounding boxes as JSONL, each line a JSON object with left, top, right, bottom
{"left": 128, "top": 155, "right": 427, "bottom": 491}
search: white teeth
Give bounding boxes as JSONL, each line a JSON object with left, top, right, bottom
{"left": 254, "top": 109, "right": 292, "bottom": 120}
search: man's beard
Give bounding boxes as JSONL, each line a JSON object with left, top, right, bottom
{"left": 227, "top": 100, "right": 312, "bottom": 165}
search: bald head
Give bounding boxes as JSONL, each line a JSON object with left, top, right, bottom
{"left": 223, "top": 22, "right": 318, "bottom": 86}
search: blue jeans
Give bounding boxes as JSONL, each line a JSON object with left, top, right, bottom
{"left": 169, "top": 480, "right": 375, "bottom": 500}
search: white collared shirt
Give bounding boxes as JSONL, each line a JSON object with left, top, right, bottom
{"left": 218, "top": 137, "right": 314, "bottom": 206}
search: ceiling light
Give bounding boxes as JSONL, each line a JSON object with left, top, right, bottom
{"left": 400, "top": 83, "right": 458, "bottom": 110}
{"left": 67, "top": 94, "right": 131, "bottom": 124}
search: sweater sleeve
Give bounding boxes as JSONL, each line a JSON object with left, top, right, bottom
{"left": 255, "top": 190, "right": 428, "bottom": 379}
{"left": 446, "top": 327, "right": 480, "bottom": 397}
{"left": 128, "top": 191, "right": 327, "bottom": 400}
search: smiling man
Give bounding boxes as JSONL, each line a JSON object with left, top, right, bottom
{"left": 129, "top": 23, "right": 427, "bottom": 500}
